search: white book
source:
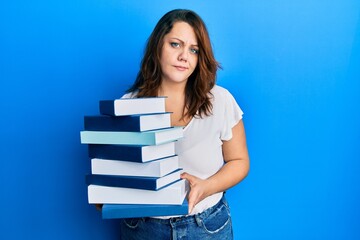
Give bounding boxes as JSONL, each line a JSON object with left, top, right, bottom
{"left": 88, "top": 179, "right": 188, "bottom": 205}
{"left": 91, "top": 155, "right": 179, "bottom": 177}
{"left": 100, "top": 97, "right": 167, "bottom": 116}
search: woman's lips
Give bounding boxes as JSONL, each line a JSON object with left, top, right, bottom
{"left": 174, "top": 65, "right": 188, "bottom": 71}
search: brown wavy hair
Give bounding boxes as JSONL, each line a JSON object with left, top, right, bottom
{"left": 127, "top": 9, "right": 220, "bottom": 118}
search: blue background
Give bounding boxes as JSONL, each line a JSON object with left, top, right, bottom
{"left": 1, "top": 1, "right": 359, "bottom": 239}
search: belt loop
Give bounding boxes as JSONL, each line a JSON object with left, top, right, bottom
{"left": 194, "top": 214, "right": 202, "bottom": 227}
{"left": 221, "top": 195, "right": 230, "bottom": 210}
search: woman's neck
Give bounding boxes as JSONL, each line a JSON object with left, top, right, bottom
{"left": 158, "top": 80, "right": 186, "bottom": 98}
{"left": 158, "top": 81, "right": 191, "bottom": 126}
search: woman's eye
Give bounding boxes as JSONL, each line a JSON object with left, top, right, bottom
{"left": 190, "top": 48, "right": 199, "bottom": 54}
{"left": 170, "top": 42, "right": 180, "bottom": 48}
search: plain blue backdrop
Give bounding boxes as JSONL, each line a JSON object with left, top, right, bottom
{"left": 1, "top": 1, "right": 359, "bottom": 239}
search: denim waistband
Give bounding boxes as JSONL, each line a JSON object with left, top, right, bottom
{"left": 144, "top": 195, "right": 229, "bottom": 227}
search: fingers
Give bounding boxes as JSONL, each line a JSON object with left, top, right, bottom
{"left": 181, "top": 172, "right": 207, "bottom": 214}
{"left": 181, "top": 172, "right": 196, "bottom": 213}
{"left": 187, "top": 190, "right": 199, "bottom": 214}
{"left": 180, "top": 172, "right": 197, "bottom": 184}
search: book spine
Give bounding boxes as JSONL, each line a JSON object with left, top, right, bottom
{"left": 99, "top": 100, "right": 115, "bottom": 116}
{"left": 80, "top": 131, "right": 156, "bottom": 145}
{"left": 84, "top": 115, "right": 141, "bottom": 132}
{"left": 87, "top": 179, "right": 186, "bottom": 205}
{"left": 102, "top": 200, "right": 189, "bottom": 219}
{"left": 80, "top": 127, "right": 182, "bottom": 145}
{"left": 86, "top": 174, "right": 158, "bottom": 190}
{"left": 88, "top": 144, "right": 144, "bottom": 162}
{"left": 91, "top": 155, "right": 179, "bottom": 177}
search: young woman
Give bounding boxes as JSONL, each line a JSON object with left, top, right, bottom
{"left": 121, "top": 9, "right": 250, "bottom": 239}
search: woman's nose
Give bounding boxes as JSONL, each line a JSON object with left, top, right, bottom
{"left": 178, "top": 49, "right": 188, "bottom": 62}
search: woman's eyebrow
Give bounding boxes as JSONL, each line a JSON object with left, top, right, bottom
{"left": 169, "top": 37, "right": 198, "bottom": 47}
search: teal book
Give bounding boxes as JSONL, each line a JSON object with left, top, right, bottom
{"left": 102, "top": 199, "right": 189, "bottom": 219}
{"left": 80, "top": 127, "right": 183, "bottom": 145}
{"left": 100, "top": 97, "right": 167, "bottom": 116}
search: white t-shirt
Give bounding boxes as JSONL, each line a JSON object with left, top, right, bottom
{"left": 122, "top": 85, "right": 243, "bottom": 215}
{"left": 176, "top": 85, "right": 243, "bottom": 215}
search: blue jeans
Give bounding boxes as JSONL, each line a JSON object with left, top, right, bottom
{"left": 120, "top": 195, "right": 233, "bottom": 240}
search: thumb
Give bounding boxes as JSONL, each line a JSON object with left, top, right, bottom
{"left": 181, "top": 172, "right": 196, "bottom": 184}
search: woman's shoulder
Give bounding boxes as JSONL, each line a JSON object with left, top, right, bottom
{"left": 210, "top": 85, "right": 234, "bottom": 99}
{"left": 210, "top": 85, "right": 241, "bottom": 111}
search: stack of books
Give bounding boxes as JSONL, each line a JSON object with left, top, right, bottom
{"left": 80, "top": 97, "right": 189, "bottom": 219}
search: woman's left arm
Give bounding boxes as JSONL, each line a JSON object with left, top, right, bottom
{"left": 181, "top": 120, "right": 250, "bottom": 213}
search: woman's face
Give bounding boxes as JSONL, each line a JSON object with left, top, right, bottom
{"left": 160, "top": 21, "right": 199, "bottom": 86}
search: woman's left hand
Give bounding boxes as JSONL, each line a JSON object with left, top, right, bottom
{"left": 180, "top": 172, "right": 211, "bottom": 214}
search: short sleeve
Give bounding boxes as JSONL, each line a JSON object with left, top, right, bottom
{"left": 220, "top": 89, "right": 244, "bottom": 141}
{"left": 120, "top": 91, "right": 137, "bottom": 99}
